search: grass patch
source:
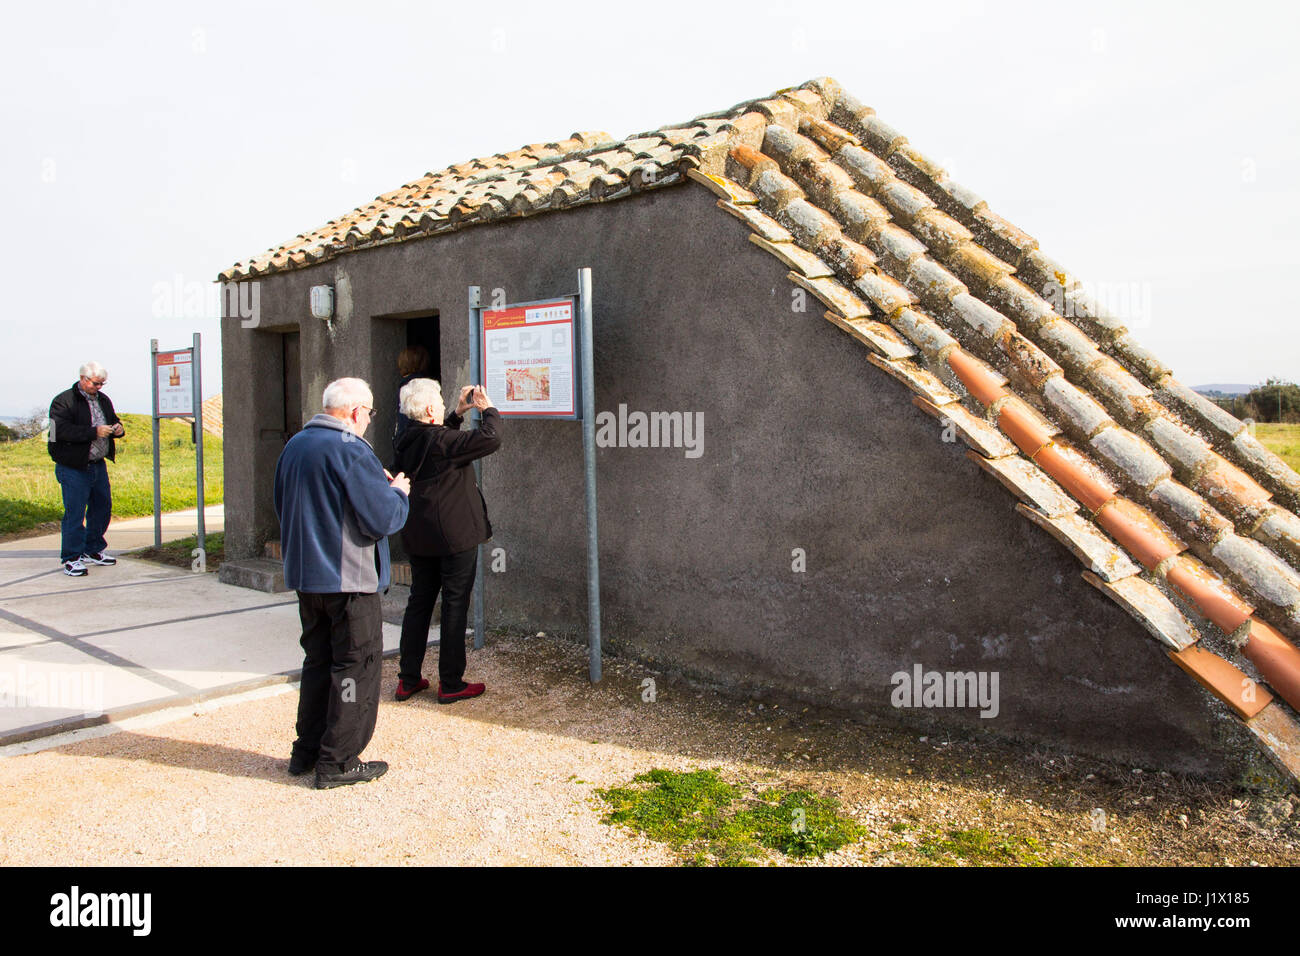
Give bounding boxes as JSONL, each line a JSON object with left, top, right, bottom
{"left": 911, "top": 826, "right": 1072, "bottom": 867}
{"left": 131, "top": 531, "right": 224, "bottom": 571}
{"left": 1256, "top": 423, "right": 1300, "bottom": 473}
{"left": 596, "top": 768, "right": 863, "bottom": 866}
{"left": 0, "top": 413, "right": 222, "bottom": 535}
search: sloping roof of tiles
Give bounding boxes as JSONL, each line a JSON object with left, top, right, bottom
{"left": 222, "top": 78, "right": 1300, "bottom": 782}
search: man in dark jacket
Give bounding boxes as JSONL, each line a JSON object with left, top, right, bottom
{"left": 274, "top": 377, "right": 411, "bottom": 789}
{"left": 47, "top": 362, "right": 125, "bottom": 577}
{"left": 392, "top": 379, "right": 500, "bottom": 704}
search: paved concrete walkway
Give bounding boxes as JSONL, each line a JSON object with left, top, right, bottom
{"left": 0, "top": 506, "right": 404, "bottom": 744}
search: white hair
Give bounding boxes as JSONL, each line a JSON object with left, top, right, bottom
{"left": 79, "top": 361, "right": 107, "bottom": 380}
{"left": 399, "top": 378, "right": 444, "bottom": 423}
{"left": 321, "top": 377, "right": 373, "bottom": 412}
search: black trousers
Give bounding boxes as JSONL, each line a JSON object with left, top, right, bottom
{"left": 292, "top": 591, "right": 383, "bottom": 775}
{"left": 398, "top": 548, "right": 477, "bottom": 692}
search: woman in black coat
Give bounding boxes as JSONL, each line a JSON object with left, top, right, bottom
{"left": 392, "top": 378, "right": 501, "bottom": 703}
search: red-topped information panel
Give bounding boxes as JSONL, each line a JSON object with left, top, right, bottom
{"left": 480, "top": 297, "right": 578, "bottom": 419}
{"left": 154, "top": 349, "right": 194, "bottom": 417}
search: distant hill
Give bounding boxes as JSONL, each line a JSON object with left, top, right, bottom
{"left": 1193, "top": 384, "right": 1256, "bottom": 396}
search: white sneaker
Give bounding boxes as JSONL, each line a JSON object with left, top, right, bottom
{"left": 62, "top": 559, "right": 88, "bottom": 577}
{"left": 81, "top": 551, "right": 116, "bottom": 566}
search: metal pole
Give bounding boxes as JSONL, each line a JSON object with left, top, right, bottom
{"left": 150, "top": 339, "right": 161, "bottom": 548}
{"left": 193, "top": 332, "right": 205, "bottom": 560}
{"left": 468, "top": 286, "right": 485, "bottom": 651}
{"left": 579, "top": 267, "right": 601, "bottom": 683}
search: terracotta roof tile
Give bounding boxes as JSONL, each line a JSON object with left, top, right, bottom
{"left": 1083, "top": 572, "right": 1198, "bottom": 651}
{"left": 714, "top": 199, "right": 791, "bottom": 241}
{"left": 1015, "top": 505, "right": 1142, "bottom": 582}
{"left": 912, "top": 395, "right": 1019, "bottom": 459}
{"left": 868, "top": 354, "right": 959, "bottom": 406}
{"left": 748, "top": 235, "right": 833, "bottom": 279}
{"left": 1246, "top": 704, "right": 1300, "bottom": 780}
{"left": 968, "top": 449, "right": 1078, "bottom": 518}
{"left": 1169, "top": 645, "right": 1271, "bottom": 719}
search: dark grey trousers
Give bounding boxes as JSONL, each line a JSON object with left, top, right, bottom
{"left": 292, "top": 591, "right": 383, "bottom": 775}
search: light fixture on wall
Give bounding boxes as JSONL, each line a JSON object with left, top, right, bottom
{"left": 310, "top": 285, "right": 334, "bottom": 320}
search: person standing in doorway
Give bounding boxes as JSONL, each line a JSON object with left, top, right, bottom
{"left": 392, "top": 345, "right": 430, "bottom": 444}
{"left": 47, "top": 362, "right": 125, "bottom": 577}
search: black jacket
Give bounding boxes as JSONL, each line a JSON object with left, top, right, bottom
{"left": 47, "top": 383, "right": 124, "bottom": 468}
{"left": 392, "top": 407, "right": 501, "bottom": 556}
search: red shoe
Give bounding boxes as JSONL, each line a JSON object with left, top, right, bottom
{"left": 395, "top": 678, "right": 429, "bottom": 701}
{"left": 437, "top": 681, "right": 485, "bottom": 704}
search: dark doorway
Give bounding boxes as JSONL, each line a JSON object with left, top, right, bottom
{"left": 370, "top": 310, "right": 440, "bottom": 469}
{"left": 283, "top": 330, "right": 301, "bottom": 441}
{"left": 404, "top": 312, "right": 441, "bottom": 383}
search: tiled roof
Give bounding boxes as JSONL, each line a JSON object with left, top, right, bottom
{"left": 223, "top": 79, "right": 1300, "bottom": 782}
{"left": 201, "top": 393, "right": 222, "bottom": 437}
{"left": 218, "top": 123, "right": 729, "bottom": 280}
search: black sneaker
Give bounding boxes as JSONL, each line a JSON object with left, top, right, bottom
{"left": 314, "top": 760, "right": 389, "bottom": 790}
{"left": 81, "top": 552, "right": 116, "bottom": 566}
{"left": 62, "top": 559, "right": 88, "bottom": 577}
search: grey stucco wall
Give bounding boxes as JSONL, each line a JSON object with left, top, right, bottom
{"left": 221, "top": 182, "right": 1250, "bottom": 775}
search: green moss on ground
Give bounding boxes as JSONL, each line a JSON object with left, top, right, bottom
{"left": 596, "top": 768, "right": 864, "bottom": 866}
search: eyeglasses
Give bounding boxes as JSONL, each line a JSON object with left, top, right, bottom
{"left": 83, "top": 378, "right": 106, "bottom": 386}
{"left": 356, "top": 405, "right": 373, "bottom": 417}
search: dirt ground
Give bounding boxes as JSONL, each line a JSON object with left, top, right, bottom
{"left": 1, "top": 631, "right": 1296, "bottom": 866}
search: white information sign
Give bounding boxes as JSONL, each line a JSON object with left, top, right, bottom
{"left": 480, "top": 298, "right": 577, "bottom": 418}
{"left": 155, "top": 349, "right": 194, "bottom": 416}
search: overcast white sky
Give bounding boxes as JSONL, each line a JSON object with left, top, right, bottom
{"left": 1, "top": 0, "right": 1296, "bottom": 416}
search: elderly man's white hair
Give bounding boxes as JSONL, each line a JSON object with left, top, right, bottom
{"left": 399, "top": 378, "right": 444, "bottom": 423}
{"left": 79, "top": 361, "right": 107, "bottom": 380}
{"left": 321, "top": 377, "right": 374, "bottom": 412}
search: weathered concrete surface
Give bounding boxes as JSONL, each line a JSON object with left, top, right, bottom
{"left": 0, "top": 548, "right": 408, "bottom": 745}
{"left": 221, "top": 183, "right": 1255, "bottom": 775}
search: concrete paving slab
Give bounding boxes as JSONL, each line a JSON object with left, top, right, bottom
{"left": 79, "top": 597, "right": 403, "bottom": 691}
{"left": 1, "top": 504, "right": 224, "bottom": 558}
{"left": 0, "top": 635, "right": 180, "bottom": 735}
{"left": 0, "top": 507, "right": 445, "bottom": 746}
{"left": 2, "top": 559, "right": 287, "bottom": 634}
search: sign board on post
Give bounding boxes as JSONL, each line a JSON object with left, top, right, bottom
{"left": 155, "top": 350, "right": 195, "bottom": 417}
{"left": 468, "top": 273, "right": 601, "bottom": 682}
{"left": 149, "top": 335, "right": 205, "bottom": 561}
{"left": 480, "top": 297, "right": 579, "bottom": 420}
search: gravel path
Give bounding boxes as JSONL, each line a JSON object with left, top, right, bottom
{"left": 2, "top": 632, "right": 1296, "bottom": 866}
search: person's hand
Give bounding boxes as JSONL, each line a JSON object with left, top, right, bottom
{"left": 95, "top": 425, "right": 114, "bottom": 438}
{"left": 472, "top": 388, "right": 493, "bottom": 410}
{"left": 111, "top": 423, "right": 124, "bottom": 437}
{"left": 455, "top": 385, "right": 475, "bottom": 416}
{"left": 389, "top": 471, "right": 410, "bottom": 495}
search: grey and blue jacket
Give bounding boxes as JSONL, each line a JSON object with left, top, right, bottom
{"left": 273, "top": 414, "right": 409, "bottom": 593}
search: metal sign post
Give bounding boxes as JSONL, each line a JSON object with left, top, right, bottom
{"left": 151, "top": 337, "right": 204, "bottom": 557}
{"left": 192, "top": 333, "right": 205, "bottom": 559}
{"left": 468, "top": 286, "right": 486, "bottom": 651}
{"left": 578, "top": 268, "right": 601, "bottom": 682}
{"left": 465, "top": 269, "right": 602, "bottom": 682}
{"left": 150, "top": 339, "right": 161, "bottom": 549}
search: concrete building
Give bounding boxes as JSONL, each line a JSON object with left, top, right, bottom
{"left": 218, "top": 78, "right": 1300, "bottom": 783}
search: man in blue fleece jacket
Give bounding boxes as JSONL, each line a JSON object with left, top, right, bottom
{"left": 274, "top": 377, "right": 410, "bottom": 789}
